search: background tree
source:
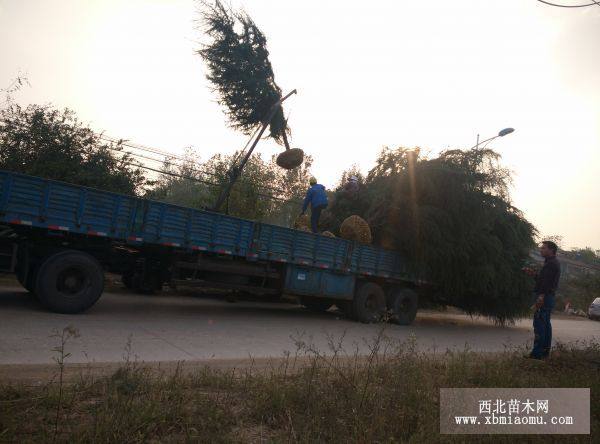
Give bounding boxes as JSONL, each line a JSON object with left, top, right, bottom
{"left": 202, "top": 151, "right": 280, "bottom": 220}
{"left": 144, "top": 148, "right": 214, "bottom": 208}
{"left": 1, "top": 75, "right": 29, "bottom": 107}
{"left": 147, "top": 149, "right": 313, "bottom": 225}
{"left": 0, "top": 104, "right": 145, "bottom": 194}
{"left": 561, "top": 271, "right": 600, "bottom": 311}
{"left": 325, "top": 147, "right": 537, "bottom": 323}
{"left": 539, "top": 234, "right": 563, "bottom": 250}
{"left": 571, "top": 247, "right": 600, "bottom": 264}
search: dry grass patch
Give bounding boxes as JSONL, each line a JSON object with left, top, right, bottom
{"left": 1, "top": 333, "right": 598, "bottom": 443}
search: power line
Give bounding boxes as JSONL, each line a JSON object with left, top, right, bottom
{"left": 107, "top": 146, "right": 173, "bottom": 167}
{"left": 96, "top": 133, "right": 301, "bottom": 197}
{"left": 105, "top": 143, "right": 301, "bottom": 200}
{"left": 91, "top": 140, "right": 302, "bottom": 204}
{"left": 102, "top": 144, "right": 221, "bottom": 178}
{"left": 124, "top": 159, "right": 219, "bottom": 188}
{"left": 98, "top": 134, "right": 191, "bottom": 163}
{"left": 0, "top": 122, "right": 218, "bottom": 182}
{"left": 122, "top": 157, "right": 298, "bottom": 203}
{"left": 536, "top": 0, "right": 600, "bottom": 7}
{"left": 2, "top": 116, "right": 305, "bottom": 201}
{"left": 7, "top": 112, "right": 305, "bottom": 208}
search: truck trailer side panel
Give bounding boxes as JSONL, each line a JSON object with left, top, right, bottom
{"left": 0, "top": 169, "right": 421, "bottom": 323}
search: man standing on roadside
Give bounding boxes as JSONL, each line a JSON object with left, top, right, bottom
{"left": 529, "top": 241, "right": 561, "bottom": 359}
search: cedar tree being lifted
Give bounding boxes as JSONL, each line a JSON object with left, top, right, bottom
{"left": 198, "top": 0, "right": 289, "bottom": 144}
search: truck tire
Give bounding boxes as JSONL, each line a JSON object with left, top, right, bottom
{"left": 35, "top": 250, "right": 104, "bottom": 314}
{"left": 350, "top": 282, "right": 386, "bottom": 323}
{"left": 16, "top": 264, "right": 38, "bottom": 295}
{"left": 301, "top": 297, "right": 332, "bottom": 312}
{"left": 391, "top": 288, "right": 418, "bottom": 325}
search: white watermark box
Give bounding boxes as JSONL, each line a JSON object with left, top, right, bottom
{"left": 440, "top": 388, "right": 589, "bottom": 434}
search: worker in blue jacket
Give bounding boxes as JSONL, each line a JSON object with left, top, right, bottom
{"left": 301, "top": 177, "right": 328, "bottom": 233}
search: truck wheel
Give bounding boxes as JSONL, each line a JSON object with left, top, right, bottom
{"left": 391, "top": 288, "right": 418, "bottom": 325}
{"left": 301, "top": 297, "right": 332, "bottom": 312}
{"left": 351, "top": 282, "right": 386, "bottom": 323}
{"left": 35, "top": 250, "right": 104, "bottom": 314}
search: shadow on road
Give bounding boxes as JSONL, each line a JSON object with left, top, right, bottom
{"left": 0, "top": 286, "right": 526, "bottom": 334}
{"left": 0, "top": 288, "right": 48, "bottom": 313}
{"left": 0, "top": 286, "right": 350, "bottom": 322}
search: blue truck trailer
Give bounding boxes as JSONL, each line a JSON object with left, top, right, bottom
{"left": 0, "top": 169, "right": 422, "bottom": 324}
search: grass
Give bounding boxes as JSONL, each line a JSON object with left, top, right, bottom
{"left": 0, "top": 332, "right": 598, "bottom": 443}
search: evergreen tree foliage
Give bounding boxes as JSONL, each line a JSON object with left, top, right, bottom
{"left": 198, "top": 1, "right": 288, "bottom": 143}
{"left": 325, "top": 147, "right": 537, "bottom": 323}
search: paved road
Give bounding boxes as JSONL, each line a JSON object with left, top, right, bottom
{"left": 0, "top": 286, "right": 598, "bottom": 365}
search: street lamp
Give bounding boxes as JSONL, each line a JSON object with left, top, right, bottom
{"left": 471, "top": 127, "right": 515, "bottom": 150}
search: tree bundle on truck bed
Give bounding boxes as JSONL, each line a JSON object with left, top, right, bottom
{"left": 325, "top": 147, "right": 537, "bottom": 323}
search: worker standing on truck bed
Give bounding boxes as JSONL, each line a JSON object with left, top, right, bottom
{"left": 301, "top": 177, "right": 328, "bottom": 233}
{"left": 344, "top": 175, "right": 360, "bottom": 198}
{"left": 527, "top": 240, "right": 561, "bottom": 360}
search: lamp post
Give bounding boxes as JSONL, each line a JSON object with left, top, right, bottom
{"left": 472, "top": 127, "right": 515, "bottom": 150}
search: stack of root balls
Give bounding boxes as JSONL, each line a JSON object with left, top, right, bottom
{"left": 294, "top": 214, "right": 311, "bottom": 232}
{"left": 295, "top": 214, "right": 371, "bottom": 244}
{"left": 339, "top": 215, "right": 372, "bottom": 244}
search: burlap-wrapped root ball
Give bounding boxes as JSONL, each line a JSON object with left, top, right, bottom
{"left": 340, "top": 215, "right": 372, "bottom": 244}
{"left": 294, "top": 214, "right": 311, "bottom": 232}
{"left": 276, "top": 148, "right": 304, "bottom": 170}
{"left": 322, "top": 231, "right": 336, "bottom": 238}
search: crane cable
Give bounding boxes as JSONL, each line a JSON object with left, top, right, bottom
{"left": 536, "top": 0, "right": 600, "bottom": 8}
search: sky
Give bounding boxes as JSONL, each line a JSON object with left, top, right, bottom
{"left": 1, "top": 0, "right": 599, "bottom": 249}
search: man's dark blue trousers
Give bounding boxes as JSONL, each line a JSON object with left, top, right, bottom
{"left": 531, "top": 292, "right": 555, "bottom": 359}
